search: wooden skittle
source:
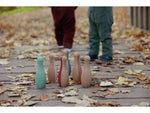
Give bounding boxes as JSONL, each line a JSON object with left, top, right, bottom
{"left": 58, "top": 56, "right": 63, "bottom": 87}
{"left": 72, "top": 52, "right": 82, "bottom": 83}
{"left": 35, "top": 56, "right": 46, "bottom": 89}
{"left": 58, "top": 56, "right": 69, "bottom": 87}
{"left": 81, "top": 56, "right": 91, "bottom": 88}
{"left": 47, "top": 53, "right": 56, "bottom": 83}
{"left": 63, "top": 50, "right": 71, "bottom": 76}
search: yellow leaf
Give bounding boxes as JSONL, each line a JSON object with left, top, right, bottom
{"left": 0, "top": 59, "right": 10, "bottom": 65}
{"left": 114, "top": 50, "right": 125, "bottom": 54}
{"left": 92, "top": 71, "right": 97, "bottom": 75}
{"left": 124, "top": 69, "right": 143, "bottom": 75}
{"left": 5, "top": 67, "right": 12, "bottom": 71}
{"left": 68, "top": 80, "right": 75, "bottom": 85}
{"left": 133, "top": 62, "right": 144, "bottom": 66}
{"left": 116, "top": 76, "right": 129, "bottom": 85}
{"left": 124, "top": 69, "right": 135, "bottom": 75}
{"left": 134, "top": 70, "right": 143, "bottom": 74}
{"left": 69, "top": 57, "right": 74, "bottom": 61}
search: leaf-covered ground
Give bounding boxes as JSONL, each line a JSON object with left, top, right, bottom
{"left": 0, "top": 7, "right": 150, "bottom": 107}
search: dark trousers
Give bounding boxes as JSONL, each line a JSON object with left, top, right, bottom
{"left": 51, "top": 7, "right": 76, "bottom": 49}
{"left": 88, "top": 7, "right": 113, "bottom": 57}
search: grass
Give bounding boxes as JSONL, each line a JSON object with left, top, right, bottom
{"left": 0, "top": 7, "right": 40, "bottom": 16}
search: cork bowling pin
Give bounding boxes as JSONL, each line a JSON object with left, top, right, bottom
{"left": 81, "top": 56, "right": 91, "bottom": 88}
{"left": 35, "top": 56, "right": 46, "bottom": 89}
{"left": 63, "top": 50, "right": 71, "bottom": 76}
{"left": 58, "top": 56, "right": 69, "bottom": 87}
{"left": 47, "top": 53, "right": 56, "bottom": 83}
{"left": 72, "top": 52, "right": 82, "bottom": 83}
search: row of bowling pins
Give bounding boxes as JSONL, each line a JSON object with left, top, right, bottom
{"left": 35, "top": 50, "right": 91, "bottom": 89}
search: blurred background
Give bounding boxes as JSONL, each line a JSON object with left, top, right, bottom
{"left": 0, "top": 7, "right": 150, "bottom": 57}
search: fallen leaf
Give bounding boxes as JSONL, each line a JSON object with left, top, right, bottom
{"left": 7, "top": 86, "right": 27, "bottom": 92}
{"left": 124, "top": 69, "right": 143, "bottom": 75}
{"left": 93, "top": 84, "right": 100, "bottom": 88}
{"left": 21, "top": 94, "right": 36, "bottom": 101}
{"left": 75, "top": 99, "right": 91, "bottom": 107}
{"left": 92, "top": 87, "right": 107, "bottom": 93}
{"left": 92, "top": 70, "right": 97, "bottom": 75}
{"left": 117, "top": 64, "right": 125, "bottom": 69}
{"left": 57, "top": 94, "right": 65, "bottom": 98}
{"left": 116, "top": 76, "right": 129, "bottom": 86}
{"left": 134, "top": 44, "right": 143, "bottom": 51}
{"left": 134, "top": 70, "right": 143, "bottom": 74}
{"left": 128, "top": 81, "right": 136, "bottom": 86}
{"left": 114, "top": 50, "right": 125, "bottom": 54}
{"left": 82, "top": 95, "right": 98, "bottom": 103}
{"left": 63, "top": 86, "right": 79, "bottom": 93}
{"left": 0, "top": 99, "right": 13, "bottom": 106}
{"left": 16, "top": 81, "right": 32, "bottom": 85}
{"left": 17, "top": 55, "right": 25, "bottom": 59}
{"left": 23, "top": 101, "right": 39, "bottom": 106}
{"left": 62, "top": 97, "right": 78, "bottom": 103}
{"left": 138, "top": 102, "right": 150, "bottom": 106}
{"left": 18, "top": 64, "right": 25, "bottom": 68}
{"left": 40, "top": 95, "right": 49, "bottom": 101}
{"left": 92, "top": 66, "right": 101, "bottom": 71}
{"left": 0, "top": 88, "right": 5, "bottom": 95}
{"left": 8, "top": 91, "right": 21, "bottom": 97}
{"left": 13, "top": 99, "right": 25, "bottom": 106}
{"left": 69, "top": 57, "right": 74, "bottom": 61}
{"left": 5, "top": 67, "right": 13, "bottom": 71}
{"left": 100, "top": 81, "right": 113, "bottom": 87}
{"left": 122, "top": 56, "right": 135, "bottom": 64}
{"left": 0, "top": 59, "right": 10, "bottom": 65}
{"left": 64, "top": 90, "right": 78, "bottom": 96}
{"left": 53, "top": 90, "right": 61, "bottom": 94}
{"left": 133, "top": 62, "right": 144, "bottom": 66}
{"left": 109, "top": 88, "right": 119, "bottom": 93}
{"left": 68, "top": 80, "right": 75, "bottom": 85}
{"left": 136, "top": 75, "right": 148, "bottom": 81}
{"left": 120, "top": 89, "right": 131, "bottom": 94}
{"left": 124, "top": 69, "right": 135, "bottom": 75}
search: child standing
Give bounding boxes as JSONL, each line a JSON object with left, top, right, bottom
{"left": 88, "top": 7, "right": 113, "bottom": 64}
{"left": 51, "top": 7, "right": 77, "bottom": 52}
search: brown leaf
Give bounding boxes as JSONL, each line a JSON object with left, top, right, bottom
{"left": 7, "top": 91, "right": 21, "bottom": 97}
{"left": 93, "top": 84, "right": 100, "bottom": 88}
{"left": 134, "top": 44, "right": 143, "bottom": 51}
{"left": 92, "top": 87, "right": 107, "bottom": 93}
{"left": 40, "top": 95, "right": 49, "bottom": 101}
{"left": 53, "top": 90, "right": 61, "bottom": 94}
{"left": 136, "top": 75, "right": 148, "bottom": 81}
{"left": 122, "top": 56, "right": 135, "bottom": 64}
{"left": 0, "top": 88, "right": 5, "bottom": 95}
{"left": 0, "top": 99, "right": 13, "bottom": 106}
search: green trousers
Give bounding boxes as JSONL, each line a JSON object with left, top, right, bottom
{"left": 88, "top": 7, "right": 113, "bottom": 57}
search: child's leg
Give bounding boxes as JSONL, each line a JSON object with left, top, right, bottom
{"left": 62, "top": 7, "right": 75, "bottom": 49}
{"left": 97, "top": 22, "right": 113, "bottom": 58}
{"left": 88, "top": 9, "right": 100, "bottom": 56}
{"left": 51, "top": 8, "right": 64, "bottom": 46}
